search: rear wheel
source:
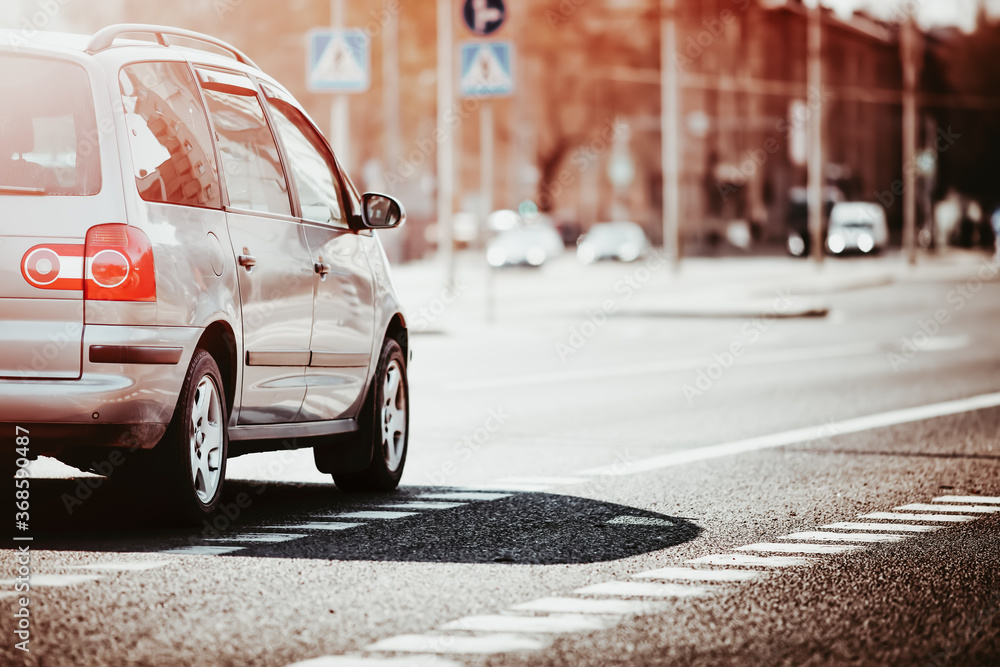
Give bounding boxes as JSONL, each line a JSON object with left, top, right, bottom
{"left": 154, "top": 349, "right": 228, "bottom": 523}
{"left": 334, "top": 338, "right": 408, "bottom": 492}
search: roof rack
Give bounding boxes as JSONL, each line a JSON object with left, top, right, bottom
{"left": 86, "top": 24, "right": 260, "bottom": 70}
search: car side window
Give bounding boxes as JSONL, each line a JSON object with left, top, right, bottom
{"left": 119, "top": 62, "right": 220, "bottom": 207}
{"left": 261, "top": 85, "right": 344, "bottom": 226}
{"left": 196, "top": 68, "right": 291, "bottom": 216}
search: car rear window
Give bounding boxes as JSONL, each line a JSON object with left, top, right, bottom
{"left": 0, "top": 54, "right": 101, "bottom": 196}
{"left": 120, "top": 62, "right": 221, "bottom": 208}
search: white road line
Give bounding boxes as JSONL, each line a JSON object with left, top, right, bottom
{"left": 325, "top": 511, "right": 419, "bottom": 520}
{"left": 159, "top": 546, "right": 244, "bottom": 556}
{"left": 367, "top": 633, "right": 548, "bottom": 655}
{"left": 780, "top": 531, "right": 909, "bottom": 543}
{"left": 459, "top": 484, "right": 551, "bottom": 493}
{"left": 738, "top": 543, "right": 862, "bottom": 555}
{"left": 917, "top": 335, "right": 969, "bottom": 351}
{"left": 823, "top": 522, "right": 941, "bottom": 533}
{"left": 270, "top": 523, "right": 365, "bottom": 531}
{"left": 417, "top": 492, "right": 512, "bottom": 501}
{"left": 0, "top": 574, "right": 102, "bottom": 587}
{"left": 448, "top": 342, "right": 880, "bottom": 391}
{"left": 861, "top": 512, "right": 977, "bottom": 522}
{"left": 441, "top": 614, "right": 612, "bottom": 634}
{"left": 0, "top": 591, "right": 18, "bottom": 599}
{"left": 895, "top": 503, "right": 1000, "bottom": 514}
{"left": 687, "top": 554, "right": 816, "bottom": 567}
{"left": 376, "top": 502, "right": 466, "bottom": 510}
{"left": 574, "top": 581, "right": 709, "bottom": 598}
{"left": 511, "top": 597, "right": 665, "bottom": 615}
{"left": 495, "top": 476, "right": 586, "bottom": 486}
{"left": 606, "top": 515, "right": 675, "bottom": 527}
{"left": 933, "top": 495, "right": 1000, "bottom": 505}
{"left": 70, "top": 561, "right": 175, "bottom": 572}
{"left": 580, "top": 391, "right": 1000, "bottom": 477}
{"left": 205, "top": 533, "right": 306, "bottom": 543}
{"left": 635, "top": 567, "right": 761, "bottom": 583}
{"left": 287, "top": 656, "right": 462, "bottom": 667}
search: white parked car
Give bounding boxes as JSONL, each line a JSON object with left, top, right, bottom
{"left": 827, "top": 202, "right": 889, "bottom": 255}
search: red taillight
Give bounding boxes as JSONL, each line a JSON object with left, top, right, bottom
{"left": 20, "top": 245, "right": 84, "bottom": 291}
{"left": 84, "top": 224, "right": 156, "bottom": 302}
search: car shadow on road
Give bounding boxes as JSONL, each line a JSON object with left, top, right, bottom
{"left": 16, "top": 478, "right": 700, "bottom": 565}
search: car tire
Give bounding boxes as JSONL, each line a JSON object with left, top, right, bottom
{"left": 155, "top": 349, "right": 229, "bottom": 523}
{"left": 333, "top": 338, "right": 408, "bottom": 492}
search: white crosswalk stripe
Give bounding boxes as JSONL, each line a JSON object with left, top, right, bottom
{"left": 823, "top": 522, "right": 941, "bottom": 532}
{"left": 780, "top": 531, "right": 910, "bottom": 543}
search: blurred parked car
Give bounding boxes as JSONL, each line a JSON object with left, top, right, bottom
{"left": 487, "top": 223, "right": 564, "bottom": 267}
{"left": 826, "top": 202, "right": 888, "bottom": 255}
{"left": 576, "top": 221, "right": 650, "bottom": 263}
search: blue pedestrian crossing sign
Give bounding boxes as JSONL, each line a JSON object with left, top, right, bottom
{"left": 459, "top": 41, "right": 515, "bottom": 98}
{"left": 307, "top": 29, "right": 370, "bottom": 93}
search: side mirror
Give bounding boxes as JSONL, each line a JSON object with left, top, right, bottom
{"left": 359, "top": 192, "right": 406, "bottom": 230}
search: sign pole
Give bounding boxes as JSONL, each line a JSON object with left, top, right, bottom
{"left": 482, "top": 101, "right": 495, "bottom": 322}
{"left": 330, "top": 0, "right": 350, "bottom": 169}
{"left": 901, "top": 18, "right": 920, "bottom": 267}
{"left": 807, "top": 2, "right": 824, "bottom": 266}
{"left": 438, "top": 0, "right": 456, "bottom": 289}
{"left": 661, "top": 0, "right": 681, "bottom": 272}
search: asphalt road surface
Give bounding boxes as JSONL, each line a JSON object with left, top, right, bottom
{"left": 3, "top": 253, "right": 1000, "bottom": 666}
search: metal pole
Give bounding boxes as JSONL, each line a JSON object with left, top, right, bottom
{"left": 807, "top": 2, "right": 824, "bottom": 265}
{"left": 383, "top": 1, "right": 401, "bottom": 193}
{"left": 330, "top": 0, "right": 350, "bottom": 170}
{"left": 661, "top": 0, "right": 681, "bottom": 271}
{"left": 437, "top": 0, "right": 455, "bottom": 288}
{"left": 901, "top": 19, "right": 919, "bottom": 266}
{"left": 482, "top": 102, "right": 495, "bottom": 322}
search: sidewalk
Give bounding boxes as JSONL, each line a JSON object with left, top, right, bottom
{"left": 390, "top": 247, "right": 997, "bottom": 334}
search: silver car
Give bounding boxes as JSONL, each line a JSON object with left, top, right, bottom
{"left": 1, "top": 25, "right": 410, "bottom": 522}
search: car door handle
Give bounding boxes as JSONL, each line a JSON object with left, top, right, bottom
{"left": 238, "top": 251, "right": 256, "bottom": 270}
{"left": 314, "top": 261, "right": 332, "bottom": 276}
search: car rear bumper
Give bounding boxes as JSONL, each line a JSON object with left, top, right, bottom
{"left": 0, "top": 324, "right": 203, "bottom": 451}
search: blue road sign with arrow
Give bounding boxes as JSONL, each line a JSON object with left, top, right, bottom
{"left": 462, "top": 0, "right": 506, "bottom": 36}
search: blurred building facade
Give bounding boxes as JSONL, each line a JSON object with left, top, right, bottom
{"left": 16, "top": 0, "right": 1000, "bottom": 258}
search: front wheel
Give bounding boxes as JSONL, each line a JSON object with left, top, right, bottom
{"left": 155, "top": 349, "right": 228, "bottom": 523}
{"left": 334, "top": 338, "right": 408, "bottom": 492}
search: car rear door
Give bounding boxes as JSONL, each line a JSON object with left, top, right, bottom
{"left": 196, "top": 67, "right": 315, "bottom": 425}
{"left": 0, "top": 52, "right": 107, "bottom": 379}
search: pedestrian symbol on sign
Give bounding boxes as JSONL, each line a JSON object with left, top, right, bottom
{"left": 307, "top": 29, "right": 371, "bottom": 93}
{"left": 459, "top": 42, "right": 514, "bottom": 98}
